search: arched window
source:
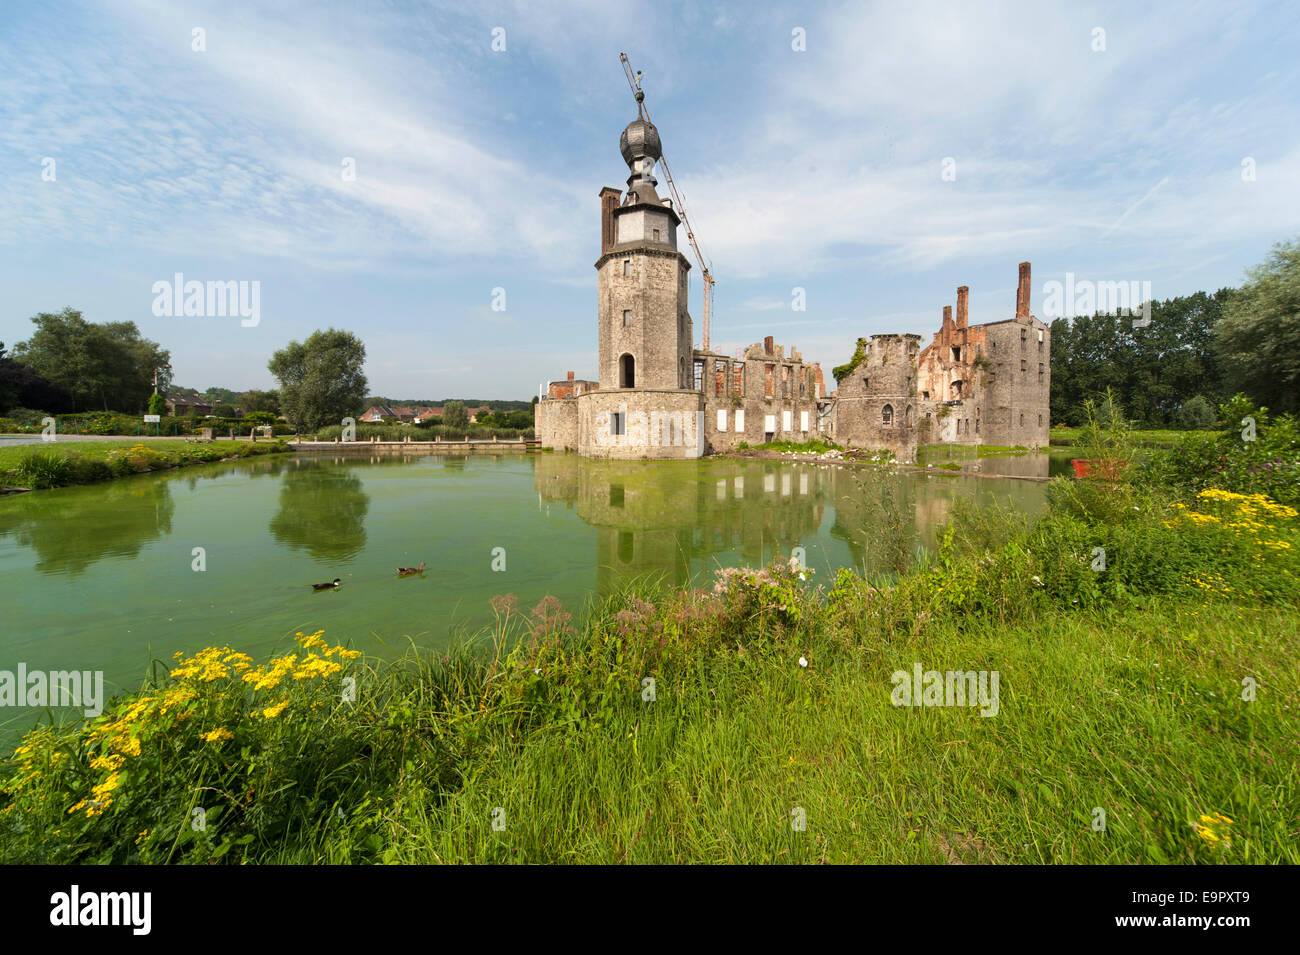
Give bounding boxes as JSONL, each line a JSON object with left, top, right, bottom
{"left": 905, "top": 405, "right": 913, "bottom": 427}
{"left": 882, "top": 404, "right": 894, "bottom": 426}
{"left": 620, "top": 354, "right": 636, "bottom": 388}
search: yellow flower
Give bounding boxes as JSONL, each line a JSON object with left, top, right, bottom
{"left": 200, "top": 727, "right": 234, "bottom": 742}
{"left": 261, "top": 700, "right": 290, "bottom": 718}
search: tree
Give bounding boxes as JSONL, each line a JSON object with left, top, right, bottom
{"left": 147, "top": 393, "right": 166, "bottom": 416}
{"left": 0, "top": 341, "right": 73, "bottom": 415}
{"left": 1176, "top": 395, "right": 1216, "bottom": 430}
{"left": 10, "top": 308, "right": 171, "bottom": 413}
{"left": 212, "top": 403, "right": 237, "bottom": 418}
{"left": 442, "top": 400, "right": 468, "bottom": 430}
{"left": 239, "top": 389, "right": 280, "bottom": 415}
{"left": 203, "top": 387, "right": 238, "bottom": 405}
{"left": 268, "top": 329, "right": 368, "bottom": 433}
{"left": 1216, "top": 238, "right": 1300, "bottom": 414}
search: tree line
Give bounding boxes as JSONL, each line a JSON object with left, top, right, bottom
{"left": 1050, "top": 238, "right": 1298, "bottom": 426}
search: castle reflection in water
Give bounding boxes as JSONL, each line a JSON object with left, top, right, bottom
{"left": 532, "top": 452, "right": 1049, "bottom": 594}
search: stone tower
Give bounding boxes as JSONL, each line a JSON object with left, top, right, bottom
{"left": 594, "top": 107, "right": 693, "bottom": 391}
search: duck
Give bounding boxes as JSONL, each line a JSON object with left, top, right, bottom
{"left": 312, "top": 578, "right": 341, "bottom": 591}
{"left": 397, "top": 562, "right": 426, "bottom": 577}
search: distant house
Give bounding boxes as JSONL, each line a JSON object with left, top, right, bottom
{"left": 360, "top": 405, "right": 441, "bottom": 423}
{"left": 466, "top": 406, "right": 489, "bottom": 423}
{"left": 165, "top": 392, "right": 213, "bottom": 416}
{"left": 546, "top": 371, "right": 598, "bottom": 400}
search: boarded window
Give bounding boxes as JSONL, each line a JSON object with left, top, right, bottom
{"left": 800, "top": 410, "right": 809, "bottom": 432}
{"left": 764, "top": 414, "right": 776, "bottom": 434}
{"left": 610, "top": 411, "right": 625, "bottom": 436}
{"left": 735, "top": 409, "right": 745, "bottom": 432}
{"left": 717, "top": 409, "right": 728, "bottom": 431}
{"left": 782, "top": 410, "right": 792, "bottom": 432}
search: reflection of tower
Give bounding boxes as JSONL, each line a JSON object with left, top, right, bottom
{"left": 532, "top": 455, "right": 827, "bottom": 595}
{"left": 596, "top": 114, "right": 693, "bottom": 391}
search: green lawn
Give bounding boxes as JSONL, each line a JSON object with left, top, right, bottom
{"left": 1050, "top": 426, "right": 1213, "bottom": 448}
{"left": 0, "top": 438, "right": 287, "bottom": 489}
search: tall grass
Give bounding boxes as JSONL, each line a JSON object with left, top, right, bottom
{"left": 2, "top": 479, "right": 1296, "bottom": 864}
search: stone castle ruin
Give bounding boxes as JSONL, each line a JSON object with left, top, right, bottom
{"left": 537, "top": 110, "right": 1050, "bottom": 461}
{"left": 826, "top": 263, "right": 1052, "bottom": 460}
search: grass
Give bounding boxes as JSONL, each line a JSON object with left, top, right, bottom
{"left": 391, "top": 600, "right": 1296, "bottom": 865}
{"left": 3, "top": 479, "right": 1296, "bottom": 864}
{"left": 1050, "top": 426, "right": 1214, "bottom": 448}
{"left": 744, "top": 438, "right": 843, "bottom": 454}
{"left": 0, "top": 438, "right": 289, "bottom": 489}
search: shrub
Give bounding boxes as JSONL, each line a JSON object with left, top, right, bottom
{"left": 11, "top": 449, "right": 75, "bottom": 488}
{"left": 1137, "top": 396, "right": 1300, "bottom": 506}
{"left": 1176, "top": 395, "right": 1216, "bottom": 430}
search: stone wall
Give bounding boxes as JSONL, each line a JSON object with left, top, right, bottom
{"left": 596, "top": 247, "right": 692, "bottom": 391}
{"left": 693, "top": 339, "right": 823, "bottom": 452}
{"left": 536, "top": 397, "right": 579, "bottom": 452}
{"left": 575, "top": 388, "right": 705, "bottom": 460}
{"left": 828, "top": 334, "right": 921, "bottom": 462}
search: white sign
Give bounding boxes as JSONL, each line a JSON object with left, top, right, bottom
{"left": 144, "top": 415, "right": 161, "bottom": 423}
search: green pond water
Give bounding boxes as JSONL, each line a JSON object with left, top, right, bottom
{"left": 0, "top": 451, "right": 1052, "bottom": 735}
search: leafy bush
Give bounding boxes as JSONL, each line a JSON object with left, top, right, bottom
{"left": 1138, "top": 395, "right": 1300, "bottom": 506}
{"left": 8, "top": 449, "right": 75, "bottom": 489}
{"left": 1176, "top": 395, "right": 1216, "bottom": 430}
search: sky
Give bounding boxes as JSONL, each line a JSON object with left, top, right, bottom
{"left": 2, "top": 0, "right": 1297, "bottom": 400}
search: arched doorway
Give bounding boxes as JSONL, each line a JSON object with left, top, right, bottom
{"left": 620, "top": 354, "right": 635, "bottom": 388}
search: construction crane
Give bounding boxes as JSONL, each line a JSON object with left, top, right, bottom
{"left": 619, "top": 52, "right": 716, "bottom": 352}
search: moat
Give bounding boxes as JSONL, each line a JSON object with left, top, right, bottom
{"left": 0, "top": 451, "right": 1054, "bottom": 730}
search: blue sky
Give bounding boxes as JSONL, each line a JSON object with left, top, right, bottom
{"left": 2, "top": 0, "right": 1297, "bottom": 399}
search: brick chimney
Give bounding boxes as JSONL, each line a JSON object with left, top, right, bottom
{"left": 599, "top": 188, "right": 620, "bottom": 256}
{"left": 567, "top": 371, "right": 574, "bottom": 381}
{"left": 956, "top": 286, "right": 969, "bottom": 329}
{"left": 1016, "top": 261, "right": 1031, "bottom": 318}
{"left": 764, "top": 335, "right": 774, "bottom": 354}
{"left": 943, "top": 305, "right": 952, "bottom": 327}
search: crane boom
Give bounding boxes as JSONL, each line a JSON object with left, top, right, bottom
{"left": 619, "top": 52, "right": 715, "bottom": 352}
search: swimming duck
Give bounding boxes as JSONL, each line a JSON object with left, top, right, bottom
{"left": 397, "top": 562, "right": 426, "bottom": 577}
{"left": 313, "top": 578, "right": 341, "bottom": 591}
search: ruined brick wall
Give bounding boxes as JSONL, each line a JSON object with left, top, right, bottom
{"left": 828, "top": 334, "right": 921, "bottom": 462}
{"left": 913, "top": 265, "right": 1050, "bottom": 448}
{"left": 694, "top": 342, "right": 823, "bottom": 453}
{"left": 980, "top": 316, "right": 1051, "bottom": 447}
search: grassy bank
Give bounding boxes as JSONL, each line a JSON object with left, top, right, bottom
{"left": 2, "top": 466, "right": 1296, "bottom": 863}
{"left": 1050, "top": 425, "right": 1209, "bottom": 448}
{"left": 0, "top": 438, "right": 290, "bottom": 490}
